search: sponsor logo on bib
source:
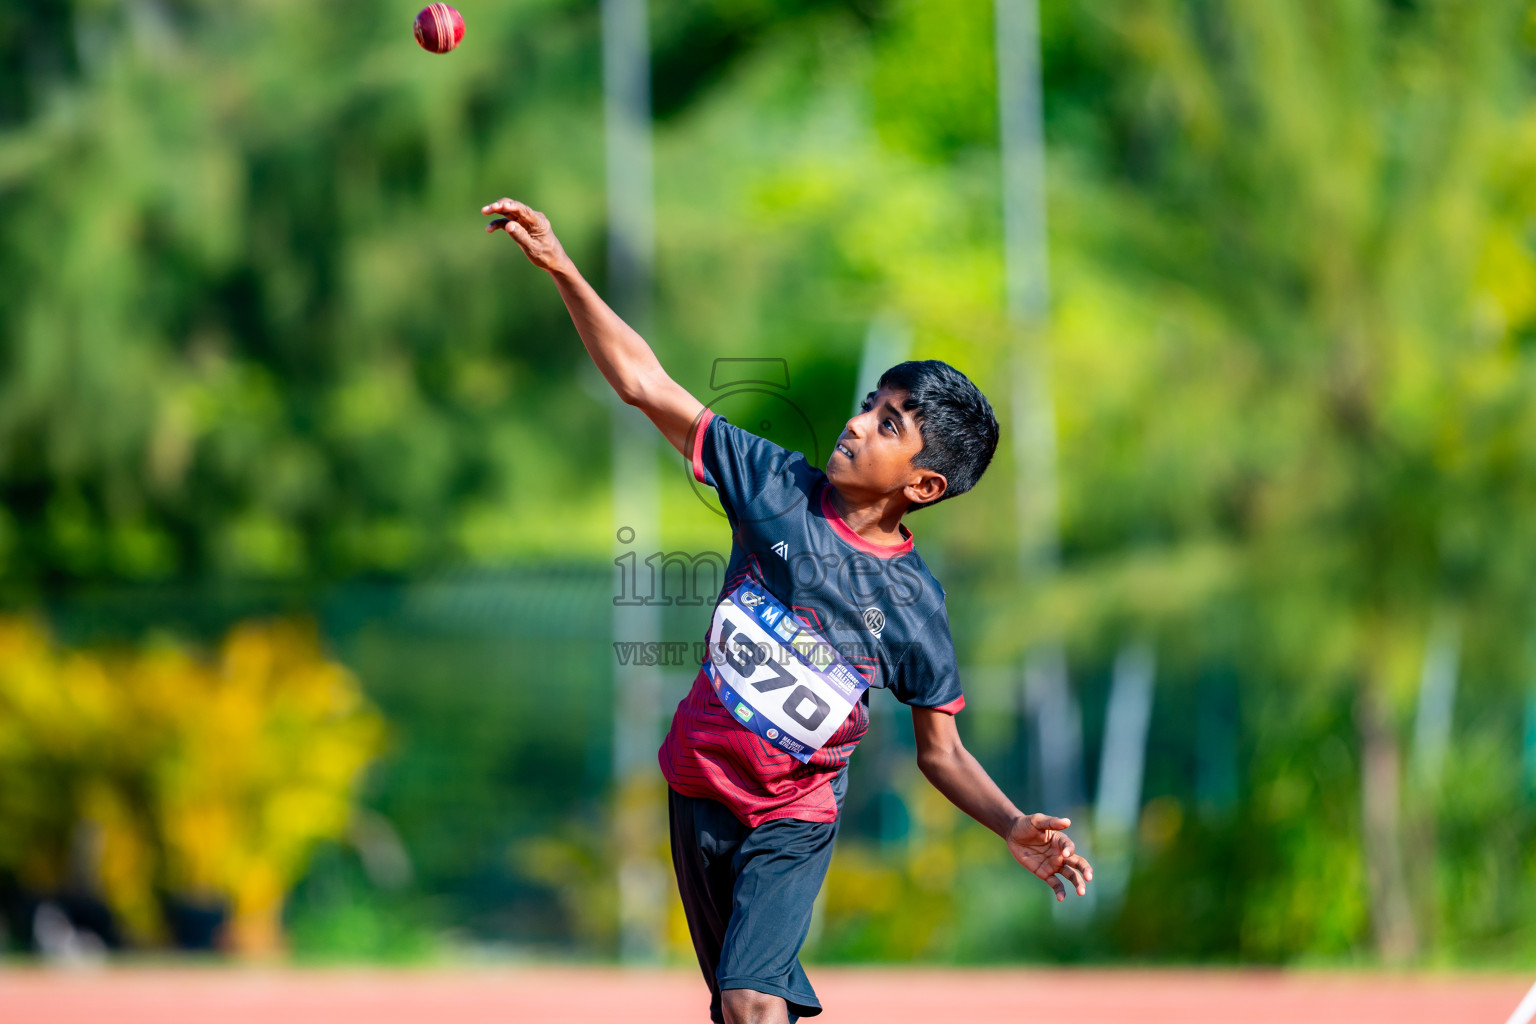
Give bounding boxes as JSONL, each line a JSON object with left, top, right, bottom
{"left": 830, "top": 663, "right": 862, "bottom": 691}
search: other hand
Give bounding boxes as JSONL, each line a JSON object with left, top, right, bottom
{"left": 482, "top": 198, "right": 569, "bottom": 273}
{"left": 1006, "top": 813, "right": 1093, "bottom": 901}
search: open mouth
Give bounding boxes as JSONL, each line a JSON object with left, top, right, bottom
{"left": 835, "top": 443, "right": 854, "bottom": 460}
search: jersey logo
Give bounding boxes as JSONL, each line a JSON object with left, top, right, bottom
{"left": 863, "top": 607, "right": 886, "bottom": 639}
{"left": 741, "top": 591, "right": 765, "bottom": 608}
{"left": 771, "top": 541, "right": 789, "bottom": 558}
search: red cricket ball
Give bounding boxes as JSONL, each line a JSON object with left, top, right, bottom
{"left": 414, "top": 4, "right": 464, "bottom": 54}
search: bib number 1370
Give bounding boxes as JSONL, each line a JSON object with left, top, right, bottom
{"left": 720, "top": 617, "right": 832, "bottom": 731}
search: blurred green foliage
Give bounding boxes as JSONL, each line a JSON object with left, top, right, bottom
{"left": 3, "top": 0, "right": 1536, "bottom": 966}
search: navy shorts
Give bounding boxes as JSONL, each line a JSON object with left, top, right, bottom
{"left": 667, "top": 778, "right": 844, "bottom": 1024}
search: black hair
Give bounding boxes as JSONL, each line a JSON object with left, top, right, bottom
{"left": 872, "top": 359, "right": 999, "bottom": 512}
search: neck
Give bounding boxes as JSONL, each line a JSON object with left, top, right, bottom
{"left": 827, "top": 486, "right": 908, "bottom": 545}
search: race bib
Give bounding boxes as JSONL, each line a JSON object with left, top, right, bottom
{"left": 704, "top": 579, "right": 869, "bottom": 763}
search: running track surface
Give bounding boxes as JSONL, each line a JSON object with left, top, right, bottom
{"left": 0, "top": 966, "right": 1528, "bottom": 1023}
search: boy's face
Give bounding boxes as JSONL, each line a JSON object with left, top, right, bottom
{"left": 826, "top": 386, "right": 947, "bottom": 507}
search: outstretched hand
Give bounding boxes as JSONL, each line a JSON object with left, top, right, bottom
{"left": 482, "top": 198, "right": 570, "bottom": 273}
{"left": 1007, "top": 813, "right": 1093, "bottom": 901}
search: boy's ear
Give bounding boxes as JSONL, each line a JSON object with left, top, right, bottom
{"left": 904, "top": 468, "right": 947, "bottom": 507}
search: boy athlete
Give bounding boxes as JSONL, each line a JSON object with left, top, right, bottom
{"left": 483, "top": 198, "right": 1093, "bottom": 1024}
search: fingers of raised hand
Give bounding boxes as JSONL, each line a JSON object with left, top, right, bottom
{"left": 480, "top": 197, "right": 521, "bottom": 217}
{"left": 1058, "top": 862, "right": 1087, "bottom": 896}
{"left": 1065, "top": 852, "right": 1093, "bottom": 882}
{"left": 1045, "top": 873, "right": 1067, "bottom": 901}
{"left": 486, "top": 217, "right": 532, "bottom": 244}
{"left": 481, "top": 198, "right": 540, "bottom": 226}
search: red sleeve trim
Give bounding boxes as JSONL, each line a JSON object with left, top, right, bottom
{"left": 931, "top": 695, "right": 965, "bottom": 715}
{"left": 690, "top": 408, "right": 716, "bottom": 484}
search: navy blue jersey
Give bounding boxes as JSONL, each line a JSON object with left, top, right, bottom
{"left": 659, "top": 409, "right": 964, "bottom": 825}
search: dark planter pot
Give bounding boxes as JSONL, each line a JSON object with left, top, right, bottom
{"left": 0, "top": 878, "right": 122, "bottom": 953}
{"left": 159, "top": 892, "right": 229, "bottom": 951}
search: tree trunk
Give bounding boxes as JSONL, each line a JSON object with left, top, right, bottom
{"left": 1357, "top": 676, "right": 1417, "bottom": 963}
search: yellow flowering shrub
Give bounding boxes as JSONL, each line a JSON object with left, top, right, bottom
{"left": 0, "top": 618, "right": 383, "bottom": 955}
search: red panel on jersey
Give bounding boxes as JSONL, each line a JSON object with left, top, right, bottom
{"left": 660, "top": 666, "right": 870, "bottom": 826}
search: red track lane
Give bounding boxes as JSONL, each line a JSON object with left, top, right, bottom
{"left": 0, "top": 966, "right": 1527, "bottom": 1023}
